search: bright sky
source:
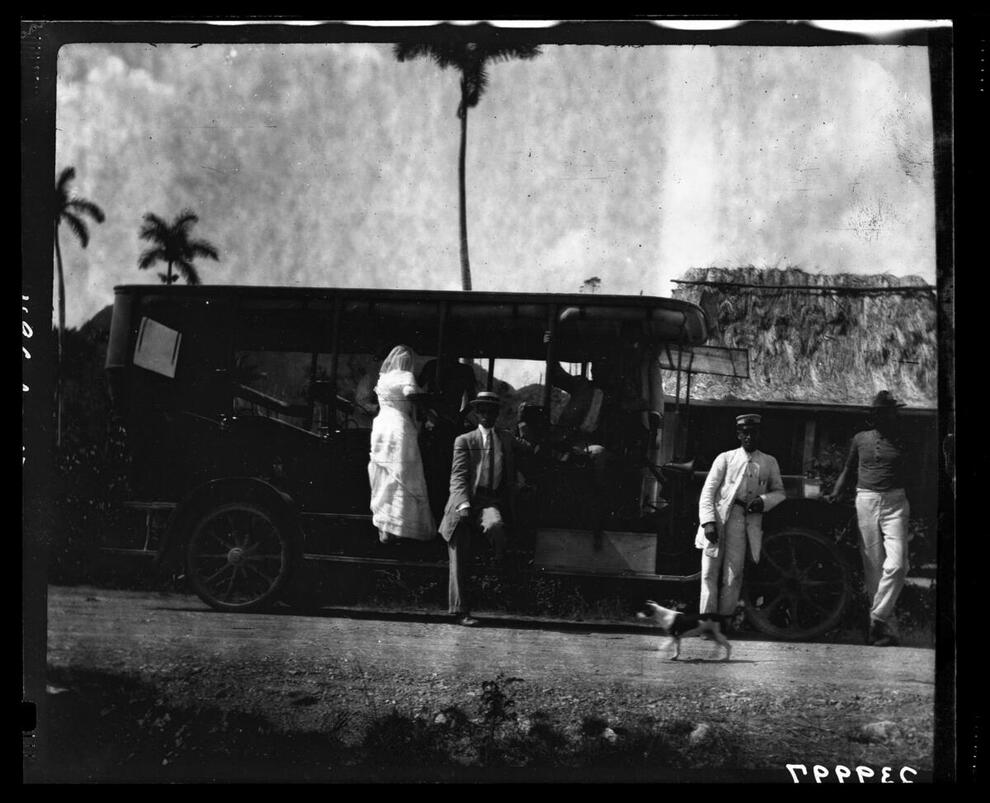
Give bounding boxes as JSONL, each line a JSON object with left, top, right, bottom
{"left": 54, "top": 24, "right": 939, "bottom": 330}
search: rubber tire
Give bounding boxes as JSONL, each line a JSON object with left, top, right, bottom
{"left": 743, "top": 527, "right": 853, "bottom": 642}
{"left": 185, "top": 499, "right": 299, "bottom": 613}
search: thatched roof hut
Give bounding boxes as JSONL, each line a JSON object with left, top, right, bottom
{"left": 667, "top": 267, "right": 937, "bottom": 408}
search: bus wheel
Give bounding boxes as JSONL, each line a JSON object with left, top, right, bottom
{"left": 186, "top": 500, "right": 298, "bottom": 612}
{"left": 742, "top": 527, "right": 852, "bottom": 642}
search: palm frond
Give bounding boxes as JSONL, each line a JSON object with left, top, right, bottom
{"left": 393, "top": 42, "right": 434, "bottom": 62}
{"left": 175, "top": 259, "right": 201, "bottom": 285}
{"left": 138, "top": 246, "right": 166, "bottom": 270}
{"left": 55, "top": 166, "right": 76, "bottom": 195}
{"left": 394, "top": 41, "right": 458, "bottom": 69}
{"left": 61, "top": 211, "right": 90, "bottom": 248}
{"left": 138, "top": 209, "right": 215, "bottom": 283}
{"left": 394, "top": 41, "right": 470, "bottom": 71}
{"left": 157, "top": 271, "right": 176, "bottom": 285}
{"left": 57, "top": 167, "right": 105, "bottom": 237}
{"left": 397, "top": 39, "right": 540, "bottom": 116}
{"left": 461, "top": 63, "right": 489, "bottom": 110}
{"left": 139, "top": 213, "right": 169, "bottom": 242}
{"left": 173, "top": 209, "right": 200, "bottom": 231}
{"left": 483, "top": 44, "right": 542, "bottom": 63}
{"left": 430, "top": 43, "right": 471, "bottom": 69}
{"left": 66, "top": 198, "right": 106, "bottom": 224}
{"left": 187, "top": 240, "right": 220, "bottom": 261}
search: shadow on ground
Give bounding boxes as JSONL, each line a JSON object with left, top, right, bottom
{"left": 30, "top": 666, "right": 762, "bottom": 782}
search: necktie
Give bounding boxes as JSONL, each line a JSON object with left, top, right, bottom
{"left": 738, "top": 457, "right": 756, "bottom": 504}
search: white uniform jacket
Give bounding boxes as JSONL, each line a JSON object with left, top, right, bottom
{"left": 694, "top": 447, "right": 786, "bottom": 563}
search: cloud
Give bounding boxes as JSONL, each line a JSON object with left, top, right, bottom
{"left": 54, "top": 43, "right": 936, "bottom": 328}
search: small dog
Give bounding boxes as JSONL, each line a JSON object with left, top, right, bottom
{"left": 636, "top": 600, "right": 732, "bottom": 661}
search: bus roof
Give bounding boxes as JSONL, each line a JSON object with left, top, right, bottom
{"left": 112, "top": 284, "right": 711, "bottom": 358}
{"left": 112, "top": 283, "right": 706, "bottom": 310}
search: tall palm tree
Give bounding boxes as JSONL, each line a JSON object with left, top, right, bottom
{"left": 394, "top": 37, "right": 541, "bottom": 291}
{"left": 54, "top": 166, "right": 105, "bottom": 447}
{"left": 138, "top": 210, "right": 219, "bottom": 286}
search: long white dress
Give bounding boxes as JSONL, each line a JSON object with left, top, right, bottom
{"left": 368, "top": 369, "right": 436, "bottom": 541}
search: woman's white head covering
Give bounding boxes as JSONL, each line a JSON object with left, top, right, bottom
{"left": 379, "top": 344, "right": 415, "bottom": 374}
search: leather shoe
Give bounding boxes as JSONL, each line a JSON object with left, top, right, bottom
{"left": 867, "top": 619, "right": 882, "bottom": 645}
{"left": 869, "top": 619, "right": 899, "bottom": 646}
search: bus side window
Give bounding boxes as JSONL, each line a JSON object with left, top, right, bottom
{"left": 328, "top": 353, "right": 379, "bottom": 429}
{"left": 232, "top": 349, "right": 311, "bottom": 427}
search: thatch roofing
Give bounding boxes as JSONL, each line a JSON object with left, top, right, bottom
{"left": 667, "top": 267, "right": 937, "bottom": 408}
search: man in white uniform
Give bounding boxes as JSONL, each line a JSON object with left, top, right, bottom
{"left": 696, "top": 414, "right": 786, "bottom": 622}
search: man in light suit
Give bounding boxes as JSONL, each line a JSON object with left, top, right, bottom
{"left": 439, "top": 391, "right": 517, "bottom": 626}
{"left": 697, "top": 413, "right": 786, "bottom": 621}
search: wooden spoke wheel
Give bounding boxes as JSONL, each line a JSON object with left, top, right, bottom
{"left": 186, "top": 501, "right": 298, "bottom": 612}
{"left": 743, "top": 528, "right": 852, "bottom": 641}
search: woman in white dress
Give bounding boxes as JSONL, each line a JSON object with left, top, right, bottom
{"left": 368, "top": 345, "right": 436, "bottom": 544}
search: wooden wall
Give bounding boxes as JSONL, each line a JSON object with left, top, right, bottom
{"left": 662, "top": 400, "right": 939, "bottom": 521}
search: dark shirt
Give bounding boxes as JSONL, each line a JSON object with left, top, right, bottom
{"left": 417, "top": 359, "right": 476, "bottom": 422}
{"left": 549, "top": 365, "right": 600, "bottom": 432}
{"left": 549, "top": 362, "right": 647, "bottom": 454}
{"left": 846, "top": 429, "right": 906, "bottom": 491}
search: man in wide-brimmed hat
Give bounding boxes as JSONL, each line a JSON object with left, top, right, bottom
{"left": 827, "top": 390, "right": 910, "bottom": 647}
{"left": 438, "top": 391, "right": 517, "bottom": 626}
{"left": 696, "top": 413, "right": 786, "bottom": 624}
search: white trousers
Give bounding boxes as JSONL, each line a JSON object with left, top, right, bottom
{"left": 855, "top": 488, "right": 910, "bottom": 633}
{"left": 700, "top": 504, "right": 749, "bottom": 616}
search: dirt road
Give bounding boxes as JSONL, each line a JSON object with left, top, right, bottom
{"left": 46, "top": 585, "right": 934, "bottom": 691}
{"left": 37, "top": 585, "right": 938, "bottom": 781}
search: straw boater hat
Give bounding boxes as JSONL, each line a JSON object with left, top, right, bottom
{"left": 736, "top": 413, "right": 762, "bottom": 428}
{"left": 468, "top": 391, "right": 501, "bottom": 408}
{"left": 871, "top": 390, "right": 906, "bottom": 409}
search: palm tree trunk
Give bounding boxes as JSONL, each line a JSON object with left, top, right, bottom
{"left": 167, "top": 261, "right": 174, "bottom": 286}
{"left": 458, "top": 106, "right": 472, "bottom": 291}
{"left": 54, "top": 225, "right": 65, "bottom": 449}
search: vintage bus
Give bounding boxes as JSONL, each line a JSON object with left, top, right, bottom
{"left": 104, "top": 285, "right": 854, "bottom": 640}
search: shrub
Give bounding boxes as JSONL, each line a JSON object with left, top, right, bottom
{"left": 360, "top": 708, "right": 448, "bottom": 768}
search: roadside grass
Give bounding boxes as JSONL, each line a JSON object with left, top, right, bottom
{"left": 363, "top": 567, "right": 685, "bottom": 624}
{"left": 40, "top": 667, "right": 350, "bottom": 782}
{"left": 35, "top": 667, "right": 754, "bottom": 781}
{"left": 358, "top": 565, "right": 935, "bottom": 647}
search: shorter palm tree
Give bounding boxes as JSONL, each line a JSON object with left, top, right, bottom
{"left": 54, "top": 166, "right": 105, "bottom": 448}
{"left": 138, "top": 210, "right": 219, "bottom": 286}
